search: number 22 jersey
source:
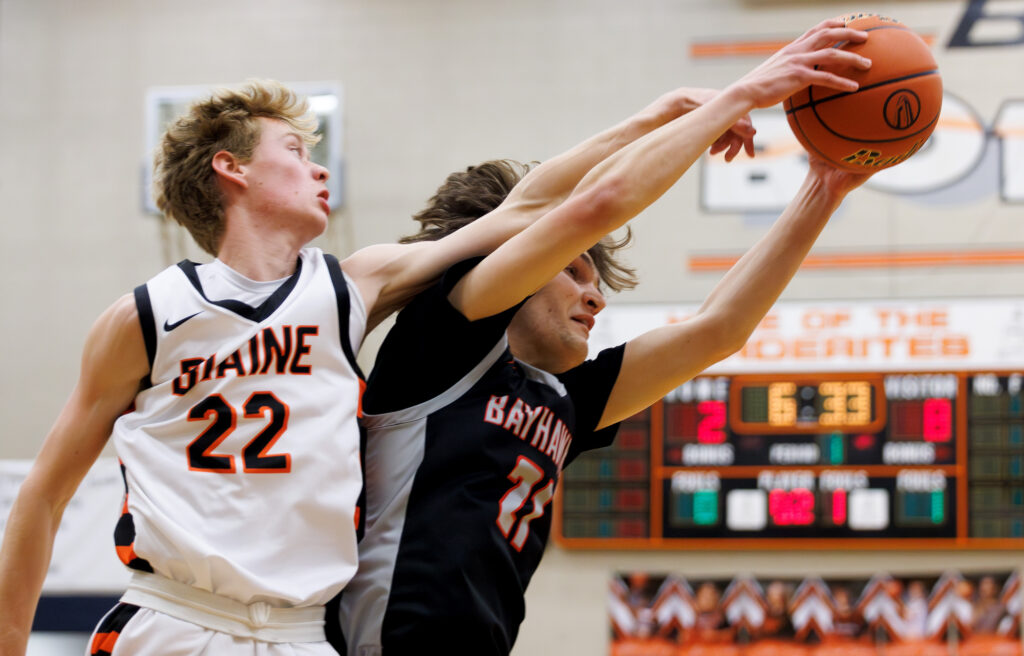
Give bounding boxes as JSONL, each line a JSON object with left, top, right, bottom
{"left": 110, "top": 247, "right": 365, "bottom": 608}
{"left": 339, "top": 259, "right": 624, "bottom": 655}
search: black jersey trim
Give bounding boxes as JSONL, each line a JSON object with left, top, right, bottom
{"left": 114, "top": 462, "right": 153, "bottom": 574}
{"left": 89, "top": 602, "right": 141, "bottom": 655}
{"left": 132, "top": 285, "right": 157, "bottom": 391}
{"left": 175, "top": 256, "right": 304, "bottom": 324}
{"left": 323, "top": 254, "right": 368, "bottom": 541}
{"left": 323, "top": 253, "right": 365, "bottom": 380}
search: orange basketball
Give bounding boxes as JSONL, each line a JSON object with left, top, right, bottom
{"left": 784, "top": 14, "right": 943, "bottom": 172}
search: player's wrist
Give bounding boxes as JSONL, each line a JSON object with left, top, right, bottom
{"left": 710, "top": 84, "right": 758, "bottom": 122}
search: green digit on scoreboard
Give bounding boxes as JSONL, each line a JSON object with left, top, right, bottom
{"left": 693, "top": 490, "right": 719, "bottom": 526}
{"left": 931, "top": 489, "right": 944, "bottom": 524}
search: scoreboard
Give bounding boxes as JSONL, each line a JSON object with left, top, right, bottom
{"left": 555, "top": 300, "right": 1024, "bottom": 549}
{"left": 557, "top": 370, "right": 1024, "bottom": 548}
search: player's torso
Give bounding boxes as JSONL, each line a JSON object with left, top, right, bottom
{"left": 359, "top": 346, "right": 580, "bottom": 651}
{"left": 112, "top": 248, "right": 365, "bottom": 607}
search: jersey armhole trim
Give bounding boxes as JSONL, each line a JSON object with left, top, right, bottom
{"left": 323, "top": 253, "right": 365, "bottom": 381}
{"left": 132, "top": 284, "right": 157, "bottom": 391}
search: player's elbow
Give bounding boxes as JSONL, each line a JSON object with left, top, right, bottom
{"left": 572, "top": 175, "right": 634, "bottom": 230}
{"left": 701, "top": 313, "right": 753, "bottom": 363}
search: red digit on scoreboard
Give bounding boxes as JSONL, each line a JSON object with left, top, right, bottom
{"left": 769, "top": 488, "right": 815, "bottom": 526}
{"left": 697, "top": 400, "right": 727, "bottom": 444}
{"left": 832, "top": 489, "right": 847, "bottom": 526}
{"left": 922, "top": 398, "right": 952, "bottom": 442}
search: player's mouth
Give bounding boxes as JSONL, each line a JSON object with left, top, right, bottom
{"left": 571, "top": 314, "right": 595, "bottom": 332}
{"left": 317, "top": 190, "right": 330, "bottom": 213}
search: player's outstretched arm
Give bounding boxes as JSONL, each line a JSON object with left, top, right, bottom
{"left": 448, "top": 20, "right": 870, "bottom": 321}
{"left": 0, "top": 296, "right": 147, "bottom": 656}
{"left": 597, "top": 156, "right": 873, "bottom": 429}
{"left": 512, "top": 86, "right": 756, "bottom": 209}
{"left": 339, "top": 88, "right": 753, "bottom": 331}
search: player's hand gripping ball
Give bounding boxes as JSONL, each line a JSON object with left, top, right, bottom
{"left": 784, "top": 13, "right": 942, "bottom": 172}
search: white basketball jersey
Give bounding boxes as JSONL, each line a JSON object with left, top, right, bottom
{"left": 110, "top": 247, "right": 365, "bottom": 607}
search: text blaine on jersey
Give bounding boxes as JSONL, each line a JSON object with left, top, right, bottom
{"left": 173, "top": 325, "right": 319, "bottom": 396}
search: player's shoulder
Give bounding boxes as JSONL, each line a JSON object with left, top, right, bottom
{"left": 79, "top": 292, "right": 148, "bottom": 380}
{"left": 88, "top": 293, "right": 145, "bottom": 351}
{"left": 338, "top": 242, "right": 427, "bottom": 280}
{"left": 100, "top": 292, "right": 141, "bottom": 329}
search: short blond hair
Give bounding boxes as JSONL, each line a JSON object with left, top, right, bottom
{"left": 153, "top": 79, "right": 320, "bottom": 255}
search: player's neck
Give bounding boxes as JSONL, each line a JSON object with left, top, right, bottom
{"left": 215, "top": 231, "right": 303, "bottom": 281}
{"left": 215, "top": 210, "right": 312, "bottom": 281}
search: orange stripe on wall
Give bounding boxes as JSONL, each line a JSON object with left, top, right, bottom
{"left": 689, "top": 249, "right": 1024, "bottom": 272}
{"left": 690, "top": 34, "right": 935, "bottom": 58}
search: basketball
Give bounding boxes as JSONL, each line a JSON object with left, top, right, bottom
{"left": 784, "top": 14, "right": 943, "bottom": 172}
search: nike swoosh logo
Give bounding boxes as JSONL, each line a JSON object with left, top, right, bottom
{"left": 164, "top": 312, "right": 202, "bottom": 332}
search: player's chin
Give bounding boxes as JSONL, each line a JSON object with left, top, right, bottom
{"left": 305, "top": 213, "right": 329, "bottom": 239}
{"left": 562, "top": 339, "right": 591, "bottom": 371}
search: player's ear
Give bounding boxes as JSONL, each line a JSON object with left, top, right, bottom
{"left": 212, "top": 150, "right": 248, "bottom": 190}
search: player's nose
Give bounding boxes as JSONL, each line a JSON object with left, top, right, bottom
{"left": 583, "top": 284, "right": 606, "bottom": 314}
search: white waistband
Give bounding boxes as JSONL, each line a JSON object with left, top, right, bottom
{"left": 121, "top": 571, "right": 326, "bottom": 643}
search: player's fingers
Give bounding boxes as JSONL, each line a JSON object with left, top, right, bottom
{"left": 743, "top": 131, "right": 756, "bottom": 158}
{"left": 724, "top": 139, "right": 743, "bottom": 162}
{"left": 709, "top": 135, "right": 730, "bottom": 155}
{"left": 732, "top": 114, "right": 756, "bottom": 137}
{"left": 791, "top": 18, "right": 847, "bottom": 45}
{"left": 807, "top": 26, "right": 869, "bottom": 50}
{"left": 805, "top": 69, "right": 860, "bottom": 93}
{"left": 806, "top": 46, "right": 872, "bottom": 70}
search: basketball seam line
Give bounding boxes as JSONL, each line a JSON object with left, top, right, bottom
{"left": 784, "top": 69, "right": 940, "bottom": 115}
{"left": 804, "top": 113, "right": 938, "bottom": 146}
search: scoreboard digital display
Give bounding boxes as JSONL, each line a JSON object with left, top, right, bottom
{"left": 555, "top": 370, "right": 1024, "bottom": 548}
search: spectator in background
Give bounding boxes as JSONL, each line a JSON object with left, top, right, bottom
{"left": 972, "top": 575, "right": 1005, "bottom": 634}
{"left": 760, "top": 581, "right": 795, "bottom": 640}
{"left": 831, "top": 585, "right": 865, "bottom": 641}
{"left": 903, "top": 580, "right": 930, "bottom": 640}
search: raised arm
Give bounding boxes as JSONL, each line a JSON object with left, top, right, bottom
{"left": 449, "top": 19, "right": 871, "bottom": 320}
{"left": 509, "top": 86, "right": 755, "bottom": 213}
{"left": 341, "top": 87, "right": 753, "bottom": 330}
{"left": 0, "top": 296, "right": 147, "bottom": 655}
{"left": 597, "top": 157, "right": 873, "bottom": 429}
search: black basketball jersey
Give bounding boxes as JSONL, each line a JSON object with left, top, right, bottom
{"left": 337, "top": 259, "right": 624, "bottom": 656}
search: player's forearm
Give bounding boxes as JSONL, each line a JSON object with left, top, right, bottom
{"left": 697, "top": 172, "right": 845, "bottom": 349}
{"left": 0, "top": 490, "right": 64, "bottom": 655}
{"left": 506, "top": 88, "right": 707, "bottom": 220}
{"left": 570, "top": 86, "right": 755, "bottom": 231}
{"left": 450, "top": 89, "right": 759, "bottom": 320}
